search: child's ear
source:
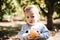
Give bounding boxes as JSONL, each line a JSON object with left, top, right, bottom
{"left": 22, "top": 5, "right": 27, "bottom": 12}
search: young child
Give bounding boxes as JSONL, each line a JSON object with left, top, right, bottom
{"left": 18, "top": 5, "right": 50, "bottom": 40}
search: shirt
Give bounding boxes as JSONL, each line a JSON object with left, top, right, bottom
{"left": 18, "top": 22, "right": 50, "bottom": 40}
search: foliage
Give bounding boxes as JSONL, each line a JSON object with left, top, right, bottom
{"left": 45, "top": 0, "right": 60, "bottom": 17}
{"left": 55, "top": 1, "right": 60, "bottom": 18}
{"left": 0, "top": 0, "right": 18, "bottom": 21}
{"left": 2, "top": 0, "right": 17, "bottom": 15}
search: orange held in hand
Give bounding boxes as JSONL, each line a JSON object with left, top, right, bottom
{"left": 29, "top": 30, "right": 39, "bottom": 39}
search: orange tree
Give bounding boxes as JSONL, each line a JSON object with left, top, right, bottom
{"left": 16, "top": 0, "right": 60, "bottom": 31}
{"left": 40, "top": 0, "right": 60, "bottom": 31}
{"left": 0, "top": 0, "right": 4, "bottom": 21}
{"left": 0, "top": 0, "right": 16, "bottom": 22}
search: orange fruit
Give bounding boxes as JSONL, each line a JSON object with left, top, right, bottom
{"left": 29, "top": 30, "right": 39, "bottom": 38}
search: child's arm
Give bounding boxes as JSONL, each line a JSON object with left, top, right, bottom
{"left": 18, "top": 25, "right": 29, "bottom": 40}
{"left": 30, "top": 24, "right": 50, "bottom": 40}
{"left": 39, "top": 24, "right": 50, "bottom": 39}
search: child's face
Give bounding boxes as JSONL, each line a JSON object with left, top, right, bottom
{"left": 25, "top": 11, "right": 39, "bottom": 26}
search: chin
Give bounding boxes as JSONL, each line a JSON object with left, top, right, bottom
{"left": 29, "top": 23, "right": 34, "bottom": 26}
{"left": 27, "top": 22, "right": 34, "bottom": 26}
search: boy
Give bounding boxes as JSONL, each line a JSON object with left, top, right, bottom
{"left": 18, "top": 5, "right": 50, "bottom": 40}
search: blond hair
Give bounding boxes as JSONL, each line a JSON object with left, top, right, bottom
{"left": 23, "top": 5, "right": 40, "bottom": 13}
{"left": 23, "top": 5, "right": 40, "bottom": 21}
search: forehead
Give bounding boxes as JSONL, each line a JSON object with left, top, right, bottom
{"left": 24, "top": 5, "right": 39, "bottom": 15}
{"left": 25, "top": 11, "right": 36, "bottom": 16}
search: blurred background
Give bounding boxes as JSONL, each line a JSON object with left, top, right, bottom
{"left": 0, "top": 0, "right": 60, "bottom": 40}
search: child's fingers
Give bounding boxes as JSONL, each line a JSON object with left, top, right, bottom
{"left": 35, "top": 36, "right": 40, "bottom": 40}
{"left": 27, "top": 37, "right": 34, "bottom": 40}
{"left": 28, "top": 35, "right": 34, "bottom": 40}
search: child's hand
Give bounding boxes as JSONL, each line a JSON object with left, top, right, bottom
{"left": 34, "top": 36, "right": 40, "bottom": 40}
{"left": 27, "top": 35, "right": 34, "bottom": 40}
{"left": 27, "top": 34, "right": 40, "bottom": 40}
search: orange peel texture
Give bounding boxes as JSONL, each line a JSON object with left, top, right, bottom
{"left": 29, "top": 30, "right": 39, "bottom": 38}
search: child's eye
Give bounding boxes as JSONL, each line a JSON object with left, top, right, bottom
{"left": 31, "top": 16, "right": 34, "bottom": 18}
{"left": 27, "top": 16, "right": 29, "bottom": 18}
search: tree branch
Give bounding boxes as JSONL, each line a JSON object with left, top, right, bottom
{"left": 40, "top": 7, "right": 47, "bottom": 16}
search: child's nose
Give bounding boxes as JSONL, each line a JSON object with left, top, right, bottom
{"left": 29, "top": 18, "right": 33, "bottom": 20}
{"left": 30, "top": 19, "right": 33, "bottom": 21}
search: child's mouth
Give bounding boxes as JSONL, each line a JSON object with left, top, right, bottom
{"left": 30, "top": 22, "right": 33, "bottom": 23}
